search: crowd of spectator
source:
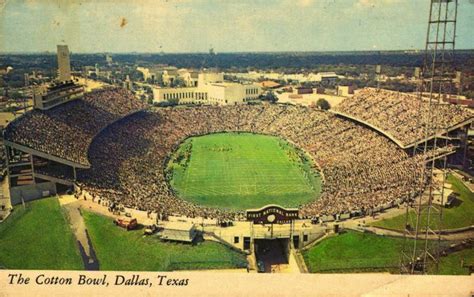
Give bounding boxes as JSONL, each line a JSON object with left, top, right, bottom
{"left": 6, "top": 87, "right": 466, "bottom": 221}
{"left": 334, "top": 88, "right": 473, "bottom": 147}
{"left": 75, "top": 104, "right": 451, "bottom": 220}
{"left": 4, "top": 88, "right": 145, "bottom": 165}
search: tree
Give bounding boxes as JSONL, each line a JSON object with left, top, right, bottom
{"left": 171, "top": 77, "right": 186, "bottom": 88}
{"left": 9, "top": 91, "right": 23, "bottom": 100}
{"left": 316, "top": 98, "right": 330, "bottom": 110}
{"left": 264, "top": 91, "right": 278, "bottom": 103}
{"left": 168, "top": 97, "right": 179, "bottom": 106}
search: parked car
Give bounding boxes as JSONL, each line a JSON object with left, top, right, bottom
{"left": 114, "top": 217, "right": 138, "bottom": 231}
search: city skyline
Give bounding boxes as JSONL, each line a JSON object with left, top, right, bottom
{"left": 1, "top": 0, "right": 473, "bottom": 53}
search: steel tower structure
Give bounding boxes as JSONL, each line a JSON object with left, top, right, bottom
{"left": 401, "top": 0, "right": 458, "bottom": 274}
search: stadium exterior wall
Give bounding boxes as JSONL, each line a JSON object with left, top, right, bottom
{"left": 212, "top": 225, "right": 326, "bottom": 251}
{"left": 9, "top": 182, "right": 57, "bottom": 205}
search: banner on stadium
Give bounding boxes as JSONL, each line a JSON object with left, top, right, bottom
{"left": 246, "top": 204, "right": 299, "bottom": 224}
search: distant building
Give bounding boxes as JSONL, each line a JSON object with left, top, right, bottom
{"left": 315, "top": 87, "right": 325, "bottom": 94}
{"left": 57, "top": 45, "right": 72, "bottom": 82}
{"left": 337, "top": 85, "right": 355, "bottom": 97}
{"left": 95, "top": 64, "right": 100, "bottom": 77}
{"left": 314, "top": 72, "right": 338, "bottom": 84}
{"left": 161, "top": 67, "right": 179, "bottom": 86}
{"left": 225, "top": 71, "right": 343, "bottom": 84}
{"left": 137, "top": 66, "right": 201, "bottom": 87}
{"left": 105, "top": 54, "right": 113, "bottom": 65}
{"left": 153, "top": 72, "right": 261, "bottom": 106}
{"left": 0, "top": 66, "right": 13, "bottom": 75}
{"left": 136, "top": 67, "right": 152, "bottom": 81}
{"left": 178, "top": 69, "right": 199, "bottom": 87}
{"left": 259, "top": 80, "right": 281, "bottom": 89}
{"left": 24, "top": 73, "right": 30, "bottom": 87}
{"left": 83, "top": 66, "right": 94, "bottom": 77}
{"left": 123, "top": 75, "right": 133, "bottom": 91}
{"left": 277, "top": 87, "right": 347, "bottom": 108}
{"left": 296, "top": 87, "right": 313, "bottom": 95}
{"left": 197, "top": 72, "right": 224, "bottom": 86}
{"left": 206, "top": 82, "right": 261, "bottom": 105}
{"left": 153, "top": 87, "right": 206, "bottom": 104}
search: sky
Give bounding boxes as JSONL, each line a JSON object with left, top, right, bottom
{"left": 0, "top": 0, "right": 473, "bottom": 53}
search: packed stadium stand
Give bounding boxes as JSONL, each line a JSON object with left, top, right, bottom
{"left": 333, "top": 88, "right": 473, "bottom": 148}
{"left": 3, "top": 87, "right": 145, "bottom": 204}
{"left": 3, "top": 87, "right": 472, "bottom": 221}
{"left": 4, "top": 88, "right": 145, "bottom": 166}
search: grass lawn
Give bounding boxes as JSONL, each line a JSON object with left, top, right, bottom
{"left": 167, "top": 132, "right": 321, "bottom": 210}
{"left": 438, "top": 247, "right": 474, "bottom": 275}
{"left": 83, "top": 211, "right": 247, "bottom": 271}
{"left": 0, "top": 197, "right": 83, "bottom": 270}
{"left": 303, "top": 231, "right": 403, "bottom": 273}
{"left": 303, "top": 230, "right": 472, "bottom": 274}
{"left": 371, "top": 174, "right": 474, "bottom": 231}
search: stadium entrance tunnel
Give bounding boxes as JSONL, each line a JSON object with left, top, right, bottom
{"left": 254, "top": 238, "right": 289, "bottom": 273}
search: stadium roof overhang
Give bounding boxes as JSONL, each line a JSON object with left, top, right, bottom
{"left": 402, "top": 117, "right": 474, "bottom": 149}
{"left": 331, "top": 110, "right": 474, "bottom": 150}
{"left": 330, "top": 110, "right": 406, "bottom": 147}
{"left": 3, "top": 140, "right": 90, "bottom": 169}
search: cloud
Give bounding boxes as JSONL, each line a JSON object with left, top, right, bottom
{"left": 2, "top": 0, "right": 471, "bottom": 53}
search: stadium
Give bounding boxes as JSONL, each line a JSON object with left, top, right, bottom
{"left": 1, "top": 60, "right": 474, "bottom": 277}
{"left": 4, "top": 86, "right": 473, "bottom": 218}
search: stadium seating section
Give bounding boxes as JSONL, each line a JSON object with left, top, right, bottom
{"left": 4, "top": 88, "right": 145, "bottom": 166}
{"left": 5, "top": 88, "right": 471, "bottom": 220}
{"left": 334, "top": 88, "right": 473, "bottom": 147}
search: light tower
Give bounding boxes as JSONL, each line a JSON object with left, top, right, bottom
{"left": 401, "top": 0, "right": 458, "bottom": 274}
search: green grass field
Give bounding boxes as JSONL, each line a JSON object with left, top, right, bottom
{"left": 0, "top": 197, "right": 83, "bottom": 270}
{"left": 303, "top": 230, "right": 473, "bottom": 274}
{"left": 303, "top": 231, "right": 403, "bottom": 273}
{"left": 438, "top": 247, "right": 474, "bottom": 275}
{"left": 83, "top": 211, "right": 247, "bottom": 271}
{"left": 167, "top": 132, "right": 321, "bottom": 210}
{"left": 371, "top": 174, "right": 474, "bottom": 231}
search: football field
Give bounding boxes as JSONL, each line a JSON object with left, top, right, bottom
{"left": 168, "top": 132, "right": 321, "bottom": 210}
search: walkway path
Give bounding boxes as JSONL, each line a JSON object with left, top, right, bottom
{"left": 77, "top": 191, "right": 156, "bottom": 225}
{"left": 354, "top": 225, "right": 474, "bottom": 241}
{"left": 58, "top": 195, "right": 99, "bottom": 270}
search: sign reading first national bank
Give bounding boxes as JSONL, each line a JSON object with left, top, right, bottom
{"left": 246, "top": 204, "right": 299, "bottom": 224}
